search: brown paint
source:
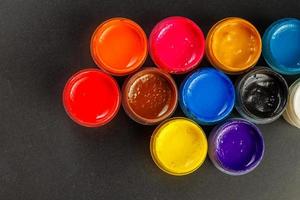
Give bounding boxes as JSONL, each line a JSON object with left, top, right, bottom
{"left": 122, "top": 68, "right": 178, "bottom": 125}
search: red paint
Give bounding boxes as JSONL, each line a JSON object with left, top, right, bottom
{"left": 63, "top": 69, "right": 121, "bottom": 127}
{"left": 149, "top": 16, "right": 205, "bottom": 74}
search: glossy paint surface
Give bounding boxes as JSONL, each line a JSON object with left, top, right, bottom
{"left": 206, "top": 17, "right": 261, "bottom": 74}
{"left": 263, "top": 18, "right": 300, "bottom": 75}
{"left": 209, "top": 119, "right": 264, "bottom": 175}
{"left": 180, "top": 67, "right": 235, "bottom": 125}
{"left": 283, "top": 78, "right": 300, "bottom": 128}
{"left": 122, "top": 68, "right": 177, "bottom": 125}
{"left": 236, "top": 67, "right": 288, "bottom": 124}
{"left": 63, "top": 69, "right": 121, "bottom": 127}
{"left": 150, "top": 118, "right": 207, "bottom": 176}
{"left": 149, "top": 16, "right": 205, "bottom": 74}
{"left": 91, "top": 18, "right": 147, "bottom": 76}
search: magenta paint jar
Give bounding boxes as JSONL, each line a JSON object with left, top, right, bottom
{"left": 149, "top": 16, "right": 205, "bottom": 74}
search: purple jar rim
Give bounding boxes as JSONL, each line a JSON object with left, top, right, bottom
{"left": 209, "top": 118, "right": 265, "bottom": 175}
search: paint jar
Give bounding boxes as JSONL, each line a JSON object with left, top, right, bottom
{"left": 235, "top": 67, "right": 288, "bottom": 124}
{"left": 206, "top": 17, "right": 262, "bottom": 74}
{"left": 63, "top": 69, "right": 121, "bottom": 127}
{"left": 150, "top": 117, "right": 208, "bottom": 176}
{"left": 209, "top": 118, "right": 264, "bottom": 176}
{"left": 262, "top": 18, "right": 300, "bottom": 75}
{"left": 283, "top": 78, "right": 300, "bottom": 128}
{"left": 179, "top": 67, "right": 235, "bottom": 125}
{"left": 122, "top": 68, "right": 178, "bottom": 125}
{"left": 91, "top": 18, "right": 147, "bottom": 76}
{"left": 149, "top": 16, "right": 205, "bottom": 74}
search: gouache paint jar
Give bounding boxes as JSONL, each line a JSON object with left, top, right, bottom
{"left": 91, "top": 18, "right": 147, "bottom": 76}
{"left": 179, "top": 67, "right": 235, "bottom": 125}
{"left": 63, "top": 69, "right": 121, "bottom": 127}
{"left": 263, "top": 18, "right": 300, "bottom": 75}
{"left": 149, "top": 16, "right": 205, "bottom": 74}
{"left": 283, "top": 78, "right": 300, "bottom": 128}
{"left": 206, "top": 17, "right": 261, "bottom": 74}
{"left": 209, "top": 118, "right": 264, "bottom": 175}
{"left": 235, "top": 67, "right": 288, "bottom": 124}
{"left": 150, "top": 117, "right": 208, "bottom": 176}
{"left": 122, "top": 68, "right": 178, "bottom": 125}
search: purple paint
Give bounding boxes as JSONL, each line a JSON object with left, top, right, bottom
{"left": 209, "top": 118, "right": 264, "bottom": 175}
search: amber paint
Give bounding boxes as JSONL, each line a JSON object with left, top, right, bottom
{"left": 206, "top": 17, "right": 261, "bottom": 74}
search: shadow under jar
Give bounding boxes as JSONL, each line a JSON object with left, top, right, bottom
{"left": 235, "top": 67, "right": 288, "bottom": 124}
{"left": 122, "top": 68, "right": 178, "bottom": 125}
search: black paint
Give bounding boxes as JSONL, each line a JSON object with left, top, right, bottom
{"left": 239, "top": 67, "right": 288, "bottom": 119}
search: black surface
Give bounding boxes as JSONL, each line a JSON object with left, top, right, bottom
{"left": 1, "top": 0, "right": 300, "bottom": 199}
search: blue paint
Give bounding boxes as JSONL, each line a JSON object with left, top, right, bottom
{"left": 263, "top": 18, "right": 300, "bottom": 75}
{"left": 179, "top": 67, "right": 235, "bottom": 125}
{"left": 208, "top": 118, "right": 264, "bottom": 175}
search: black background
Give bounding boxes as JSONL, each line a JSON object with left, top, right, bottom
{"left": 1, "top": 0, "right": 300, "bottom": 199}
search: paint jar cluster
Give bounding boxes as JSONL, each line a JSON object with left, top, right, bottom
{"left": 63, "top": 17, "right": 300, "bottom": 176}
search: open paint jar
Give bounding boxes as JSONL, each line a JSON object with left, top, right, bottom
{"left": 122, "top": 68, "right": 178, "bottom": 125}
{"left": 263, "top": 18, "right": 300, "bottom": 75}
{"left": 63, "top": 69, "right": 121, "bottom": 127}
{"left": 150, "top": 117, "right": 208, "bottom": 176}
{"left": 283, "top": 78, "right": 300, "bottom": 128}
{"left": 235, "top": 67, "right": 288, "bottom": 124}
{"left": 91, "top": 18, "right": 147, "bottom": 76}
{"left": 149, "top": 16, "right": 205, "bottom": 74}
{"left": 209, "top": 118, "right": 264, "bottom": 176}
{"left": 206, "top": 17, "right": 262, "bottom": 74}
{"left": 179, "top": 67, "right": 235, "bottom": 125}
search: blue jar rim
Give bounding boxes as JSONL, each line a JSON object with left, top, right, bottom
{"left": 179, "top": 67, "right": 235, "bottom": 125}
{"left": 262, "top": 18, "right": 300, "bottom": 75}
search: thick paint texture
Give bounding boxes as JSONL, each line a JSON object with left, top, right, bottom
{"left": 236, "top": 67, "right": 288, "bottom": 124}
{"left": 91, "top": 18, "right": 147, "bottom": 76}
{"left": 63, "top": 69, "right": 120, "bottom": 127}
{"left": 149, "top": 16, "right": 205, "bottom": 74}
{"left": 128, "top": 73, "right": 172, "bottom": 119}
{"left": 206, "top": 18, "right": 261, "bottom": 74}
{"left": 263, "top": 18, "right": 300, "bottom": 75}
{"left": 123, "top": 68, "right": 177, "bottom": 124}
{"left": 180, "top": 67, "right": 235, "bottom": 125}
{"left": 209, "top": 119, "right": 264, "bottom": 175}
{"left": 150, "top": 118, "right": 207, "bottom": 176}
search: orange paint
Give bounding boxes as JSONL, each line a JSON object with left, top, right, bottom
{"left": 91, "top": 18, "right": 147, "bottom": 76}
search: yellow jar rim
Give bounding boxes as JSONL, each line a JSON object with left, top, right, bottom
{"left": 150, "top": 117, "right": 208, "bottom": 176}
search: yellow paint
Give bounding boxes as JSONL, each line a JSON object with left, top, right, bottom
{"left": 150, "top": 118, "right": 207, "bottom": 176}
{"left": 206, "top": 18, "right": 261, "bottom": 74}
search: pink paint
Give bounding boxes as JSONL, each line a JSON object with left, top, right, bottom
{"left": 149, "top": 16, "right": 205, "bottom": 74}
